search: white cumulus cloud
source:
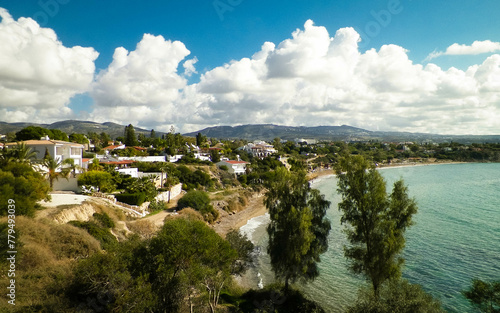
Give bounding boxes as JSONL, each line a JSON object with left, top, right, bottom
{"left": 0, "top": 8, "right": 98, "bottom": 123}
{"left": 89, "top": 33, "right": 200, "bottom": 131}
{"left": 187, "top": 20, "right": 500, "bottom": 135}
{"left": 426, "top": 40, "right": 500, "bottom": 61}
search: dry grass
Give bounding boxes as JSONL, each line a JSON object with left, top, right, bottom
{"left": 126, "top": 219, "right": 159, "bottom": 239}
{"left": 0, "top": 216, "right": 101, "bottom": 311}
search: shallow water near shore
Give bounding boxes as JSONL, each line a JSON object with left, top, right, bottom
{"left": 239, "top": 163, "right": 500, "bottom": 312}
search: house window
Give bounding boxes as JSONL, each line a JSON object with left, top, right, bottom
{"left": 56, "top": 147, "right": 63, "bottom": 155}
{"left": 71, "top": 148, "right": 81, "bottom": 155}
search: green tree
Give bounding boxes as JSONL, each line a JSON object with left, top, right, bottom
{"left": 123, "top": 176, "right": 158, "bottom": 202}
{"left": 15, "top": 126, "right": 51, "bottom": 141}
{"left": 42, "top": 157, "right": 67, "bottom": 189}
{"left": 463, "top": 279, "right": 500, "bottom": 313}
{"left": 1, "top": 142, "right": 38, "bottom": 165}
{"left": 0, "top": 162, "right": 50, "bottom": 217}
{"left": 88, "top": 158, "right": 103, "bottom": 171}
{"left": 62, "top": 158, "right": 81, "bottom": 178}
{"left": 347, "top": 279, "right": 445, "bottom": 313}
{"left": 196, "top": 132, "right": 207, "bottom": 147}
{"left": 144, "top": 218, "right": 238, "bottom": 313}
{"left": 225, "top": 229, "right": 255, "bottom": 275}
{"left": 69, "top": 240, "right": 154, "bottom": 313}
{"left": 177, "top": 190, "right": 219, "bottom": 223}
{"left": 77, "top": 171, "right": 116, "bottom": 193}
{"left": 210, "top": 149, "right": 221, "bottom": 163}
{"left": 336, "top": 155, "right": 418, "bottom": 298}
{"left": 124, "top": 124, "right": 138, "bottom": 147}
{"left": 265, "top": 167, "right": 331, "bottom": 292}
{"left": 50, "top": 129, "right": 68, "bottom": 140}
{"left": 69, "top": 133, "right": 89, "bottom": 145}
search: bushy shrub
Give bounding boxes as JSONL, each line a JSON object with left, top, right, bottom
{"left": 148, "top": 200, "right": 169, "bottom": 213}
{"left": 177, "top": 190, "right": 219, "bottom": 223}
{"left": 93, "top": 212, "right": 115, "bottom": 228}
{"left": 77, "top": 171, "right": 116, "bottom": 193}
{"left": 115, "top": 193, "right": 146, "bottom": 206}
{"left": 69, "top": 221, "right": 117, "bottom": 250}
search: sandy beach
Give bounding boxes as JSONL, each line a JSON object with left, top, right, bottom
{"left": 213, "top": 192, "right": 267, "bottom": 237}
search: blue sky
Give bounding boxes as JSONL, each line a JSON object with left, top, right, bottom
{"left": 1, "top": 0, "right": 500, "bottom": 134}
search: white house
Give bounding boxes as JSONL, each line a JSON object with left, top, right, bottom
{"left": 5, "top": 139, "right": 84, "bottom": 172}
{"left": 217, "top": 160, "right": 249, "bottom": 175}
{"left": 238, "top": 141, "right": 276, "bottom": 159}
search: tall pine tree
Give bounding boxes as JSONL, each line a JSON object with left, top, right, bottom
{"left": 265, "top": 167, "right": 331, "bottom": 291}
{"left": 336, "top": 155, "right": 418, "bottom": 298}
{"left": 124, "top": 124, "right": 138, "bottom": 147}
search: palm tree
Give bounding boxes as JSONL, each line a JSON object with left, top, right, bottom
{"left": 1, "top": 142, "right": 38, "bottom": 164}
{"left": 42, "top": 157, "right": 68, "bottom": 189}
{"left": 62, "top": 158, "right": 81, "bottom": 178}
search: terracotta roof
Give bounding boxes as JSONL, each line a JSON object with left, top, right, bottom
{"left": 133, "top": 146, "right": 147, "bottom": 151}
{"left": 224, "top": 160, "right": 249, "bottom": 164}
{"left": 103, "top": 145, "right": 123, "bottom": 150}
{"left": 82, "top": 158, "right": 93, "bottom": 163}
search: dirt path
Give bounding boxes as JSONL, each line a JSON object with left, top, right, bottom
{"left": 136, "top": 194, "right": 183, "bottom": 227}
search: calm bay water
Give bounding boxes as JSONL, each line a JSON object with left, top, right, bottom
{"left": 239, "top": 163, "right": 500, "bottom": 312}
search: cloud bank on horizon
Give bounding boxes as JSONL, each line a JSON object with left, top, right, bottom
{"left": 1, "top": 8, "right": 499, "bottom": 135}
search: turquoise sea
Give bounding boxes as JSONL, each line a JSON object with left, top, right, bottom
{"left": 239, "top": 163, "right": 500, "bottom": 312}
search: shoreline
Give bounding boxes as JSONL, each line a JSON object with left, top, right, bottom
{"left": 212, "top": 192, "right": 267, "bottom": 237}
{"left": 233, "top": 160, "right": 470, "bottom": 234}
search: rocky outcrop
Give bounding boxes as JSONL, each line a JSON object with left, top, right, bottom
{"left": 52, "top": 203, "right": 96, "bottom": 224}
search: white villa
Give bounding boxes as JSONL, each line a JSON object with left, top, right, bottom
{"left": 238, "top": 141, "right": 276, "bottom": 159}
{"left": 216, "top": 160, "right": 249, "bottom": 175}
{"left": 5, "top": 139, "right": 84, "bottom": 172}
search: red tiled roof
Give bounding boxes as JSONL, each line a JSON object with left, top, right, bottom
{"left": 133, "top": 146, "right": 147, "bottom": 151}
{"left": 224, "top": 160, "right": 249, "bottom": 164}
{"left": 103, "top": 145, "right": 123, "bottom": 150}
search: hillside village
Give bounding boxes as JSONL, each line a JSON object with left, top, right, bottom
{"left": 1, "top": 123, "right": 500, "bottom": 312}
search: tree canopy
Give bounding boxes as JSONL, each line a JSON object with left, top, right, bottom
{"left": 265, "top": 167, "right": 331, "bottom": 291}
{"left": 336, "top": 155, "right": 418, "bottom": 297}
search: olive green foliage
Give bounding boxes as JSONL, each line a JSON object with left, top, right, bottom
{"left": 0, "top": 142, "right": 38, "bottom": 165}
{"left": 347, "top": 280, "right": 445, "bottom": 313}
{"left": 122, "top": 176, "right": 158, "bottom": 201}
{"left": 69, "top": 213, "right": 117, "bottom": 250}
{"left": 115, "top": 193, "right": 146, "bottom": 206}
{"left": 69, "top": 133, "right": 89, "bottom": 144}
{"left": 77, "top": 170, "right": 116, "bottom": 193}
{"left": 177, "top": 190, "right": 219, "bottom": 223}
{"left": 93, "top": 212, "right": 115, "bottom": 228}
{"left": 245, "top": 156, "right": 284, "bottom": 186}
{"left": 0, "top": 162, "right": 50, "bottom": 217}
{"left": 68, "top": 239, "right": 154, "bottom": 313}
{"left": 148, "top": 199, "right": 169, "bottom": 213}
{"left": 177, "top": 165, "right": 214, "bottom": 190}
{"left": 225, "top": 229, "right": 255, "bottom": 275}
{"left": 463, "top": 279, "right": 500, "bottom": 313}
{"left": 124, "top": 124, "right": 138, "bottom": 147}
{"left": 265, "top": 167, "right": 331, "bottom": 290}
{"left": 15, "top": 126, "right": 68, "bottom": 141}
{"left": 336, "top": 155, "right": 418, "bottom": 297}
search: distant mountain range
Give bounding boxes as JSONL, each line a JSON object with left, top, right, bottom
{"left": 1, "top": 120, "right": 500, "bottom": 144}
{"left": 0, "top": 120, "right": 160, "bottom": 140}
{"left": 186, "top": 124, "right": 500, "bottom": 144}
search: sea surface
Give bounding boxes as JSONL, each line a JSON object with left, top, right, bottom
{"left": 239, "top": 163, "right": 500, "bottom": 312}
